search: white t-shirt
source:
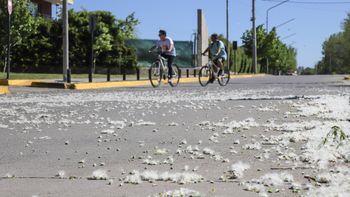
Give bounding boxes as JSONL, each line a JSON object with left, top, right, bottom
{"left": 156, "top": 37, "right": 176, "bottom": 56}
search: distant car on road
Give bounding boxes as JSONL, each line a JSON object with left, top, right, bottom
{"left": 286, "top": 70, "right": 298, "bottom": 76}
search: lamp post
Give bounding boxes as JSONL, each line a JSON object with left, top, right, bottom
{"left": 62, "top": 0, "right": 70, "bottom": 82}
{"left": 265, "top": 0, "right": 289, "bottom": 74}
{"left": 226, "top": 0, "right": 230, "bottom": 71}
{"left": 252, "top": 0, "right": 257, "bottom": 74}
{"left": 6, "top": 0, "right": 13, "bottom": 80}
{"left": 282, "top": 33, "right": 296, "bottom": 41}
{"left": 276, "top": 18, "right": 295, "bottom": 29}
{"left": 266, "top": 0, "right": 289, "bottom": 32}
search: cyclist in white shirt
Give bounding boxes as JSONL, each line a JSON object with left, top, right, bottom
{"left": 150, "top": 30, "right": 177, "bottom": 80}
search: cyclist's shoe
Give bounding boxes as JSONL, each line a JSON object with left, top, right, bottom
{"left": 168, "top": 77, "right": 173, "bottom": 83}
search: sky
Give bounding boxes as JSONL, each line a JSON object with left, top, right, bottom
{"left": 64, "top": 0, "right": 350, "bottom": 68}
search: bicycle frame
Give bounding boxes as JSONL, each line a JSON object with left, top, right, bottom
{"left": 206, "top": 58, "right": 219, "bottom": 73}
{"left": 157, "top": 54, "right": 168, "bottom": 74}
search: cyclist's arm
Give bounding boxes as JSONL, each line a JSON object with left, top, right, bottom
{"left": 202, "top": 47, "right": 209, "bottom": 55}
{"left": 149, "top": 45, "right": 157, "bottom": 52}
{"left": 215, "top": 48, "right": 222, "bottom": 57}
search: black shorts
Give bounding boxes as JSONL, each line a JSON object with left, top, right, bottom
{"left": 214, "top": 57, "right": 225, "bottom": 65}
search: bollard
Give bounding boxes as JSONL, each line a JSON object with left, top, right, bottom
{"left": 122, "top": 68, "right": 126, "bottom": 81}
{"left": 107, "top": 68, "right": 111, "bottom": 82}
{"left": 88, "top": 72, "right": 92, "bottom": 83}
{"left": 136, "top": 68, "right": 140, "bottom": 80}
{"left": 194, "top": 69, "right": 197, "bottom": 77}
{"left": 186, "top": 69, "right": 189, "bottom": 78}
{"left": 67, "top": 69, "right": 71, "bottom": 83}
{"left": 148, "top": 69, "right": 151, "bottom": 80}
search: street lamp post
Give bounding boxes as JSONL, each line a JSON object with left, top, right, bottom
{"left": 265, "top": 0, "right": 289, "bottom": 74}
{"left": 282, "top": 33, "right": 296, "bottom": 41}
{"left": 6, "top": 0, "right": 13, "bottom": 80}
{"left": 226, "top": 0, "right": 230, "bottom": 71}
{"left": 62, "top": 0, "right": 70, "bottom": 83}
{"left": 266, "top": 0, "right": 289, "bottom": 32}
{"left": 252, "top": 0, "right": 257, "bottom": 74}
{"left": 276, "top": 18, "right": 295, "bottom": 29}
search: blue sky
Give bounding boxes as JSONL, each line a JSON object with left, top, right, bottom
{"left": 66, "top": 0, "right": 350, "bottom": 68}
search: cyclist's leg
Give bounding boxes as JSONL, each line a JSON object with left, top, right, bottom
{"left": 212, "top": 59, "right": 219, "bottom": 73}
{"left": 167, "top": 56, "right": 175, "bottom": 79}
{"left": 216, "top": 58, "right": 224, "bottom": 72}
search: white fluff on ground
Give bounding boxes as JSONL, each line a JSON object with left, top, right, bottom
{"left": 124, "top": 170, "right": 204, "bottom": 185}
{"left": 89, "top": 169, "right": 108, "bottom": 180}
{"left": 152, "top": 188, "right": 202, "bottom": 197}
{"left": 229, "top": 161, "right": 251, "bottom": 179}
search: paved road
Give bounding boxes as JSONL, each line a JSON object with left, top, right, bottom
{"left": 0, "top": 75, "right": 349, "bottom": 197}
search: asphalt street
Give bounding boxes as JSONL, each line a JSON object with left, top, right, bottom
{"left": 0, "top": 75, "right": 349, "bottom": 197}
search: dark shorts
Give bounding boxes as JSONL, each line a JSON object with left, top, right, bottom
{"left": 213, "top": 57, "right": 225, "bottom": 65}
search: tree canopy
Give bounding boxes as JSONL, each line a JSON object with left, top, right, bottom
{"left": 241, "top": 25, "right": 297, "bottom": 74}
{"left": 0, "top": 0, "right": 139, "bottom": 73}
{"left": 316, "top": 13, "right": 350, "bottom": 74}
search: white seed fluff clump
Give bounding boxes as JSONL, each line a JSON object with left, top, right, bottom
{"left": 89, "top": 169, "right": 109, "bottom": 180}
{"left": 154, "top": 188, "right": 202, "bottom": 197}
{"left": 100, "top": 129, "right": 115, "bottom": 134}
{"left": 124, "top": 170, "right": 204, "bottom": 185}
{"left": 55, "top": 170, "right": 66, "bottom": 179}
{"left": 229, "top": 161, "right": 251, "bottom": 179}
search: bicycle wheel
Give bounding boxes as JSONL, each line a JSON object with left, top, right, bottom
{"left": 218, "top": 66, "right": 230, "bottom": 86}
{"left": 149, "top": 61, "right": 162, "bottom": 88}
{"left": 169, "top": 64, "right": 180, "bottom": 87}
{"left": 199, "top": 65, "right": 211, "bottom": 87}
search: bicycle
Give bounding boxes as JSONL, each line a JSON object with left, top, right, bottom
{"left": 198, "top": 56, "right": 230, "bottom": 87}
{"left": 148, "top": 51, "right": 180, "bottom": 88}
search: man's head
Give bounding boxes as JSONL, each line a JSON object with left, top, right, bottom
{"left": 211, "top": 33, "right": 218, "bottom": 42}
{"left": 159, "top": 30, "right": 167, "bottom": 41}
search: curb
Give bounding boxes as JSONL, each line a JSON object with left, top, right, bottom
{"left": 70, "top": 80, "right": 151, "bottom": 90}
{"left": 1, "top": 74, "right": 266, "bottom": 90}
{"left": 31, "top": 82, "right": 69, "bottom": 89}
{"left": 0, "top": 79, "right": 43, "bottom": 86}
{"left": 0, "top": 86, "right": 10, "bottom": 95}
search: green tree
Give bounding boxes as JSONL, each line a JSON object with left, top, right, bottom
{"left": 0, "top": 0, "right": 38, "bottom": 72}
{"left": 317, "top": 13, "right": 350, "bottom": 74}
{"left": 0, "top": 5, "right": 139, "bottom": 74}
{"left": 241, "top": 25, "right": 297, "bottom": 74}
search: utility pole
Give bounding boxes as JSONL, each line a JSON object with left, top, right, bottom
{"left": 252, "top": 0, "right": 257, "bottom": 74}
{"left": 226, "top": 0, "right": 230, "bottom": 70}
{"left": 89, "top": 15, "right": 96, "bottom": 83}
{"left": 329, "top": 54, "right": 332, "bottom": 74}
{"left": 62, "top": 0, "right": 69, "bottom": 82}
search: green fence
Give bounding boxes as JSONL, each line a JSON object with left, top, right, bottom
{"left": 127, "top": 39, "right": 194, "bottom": 68}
